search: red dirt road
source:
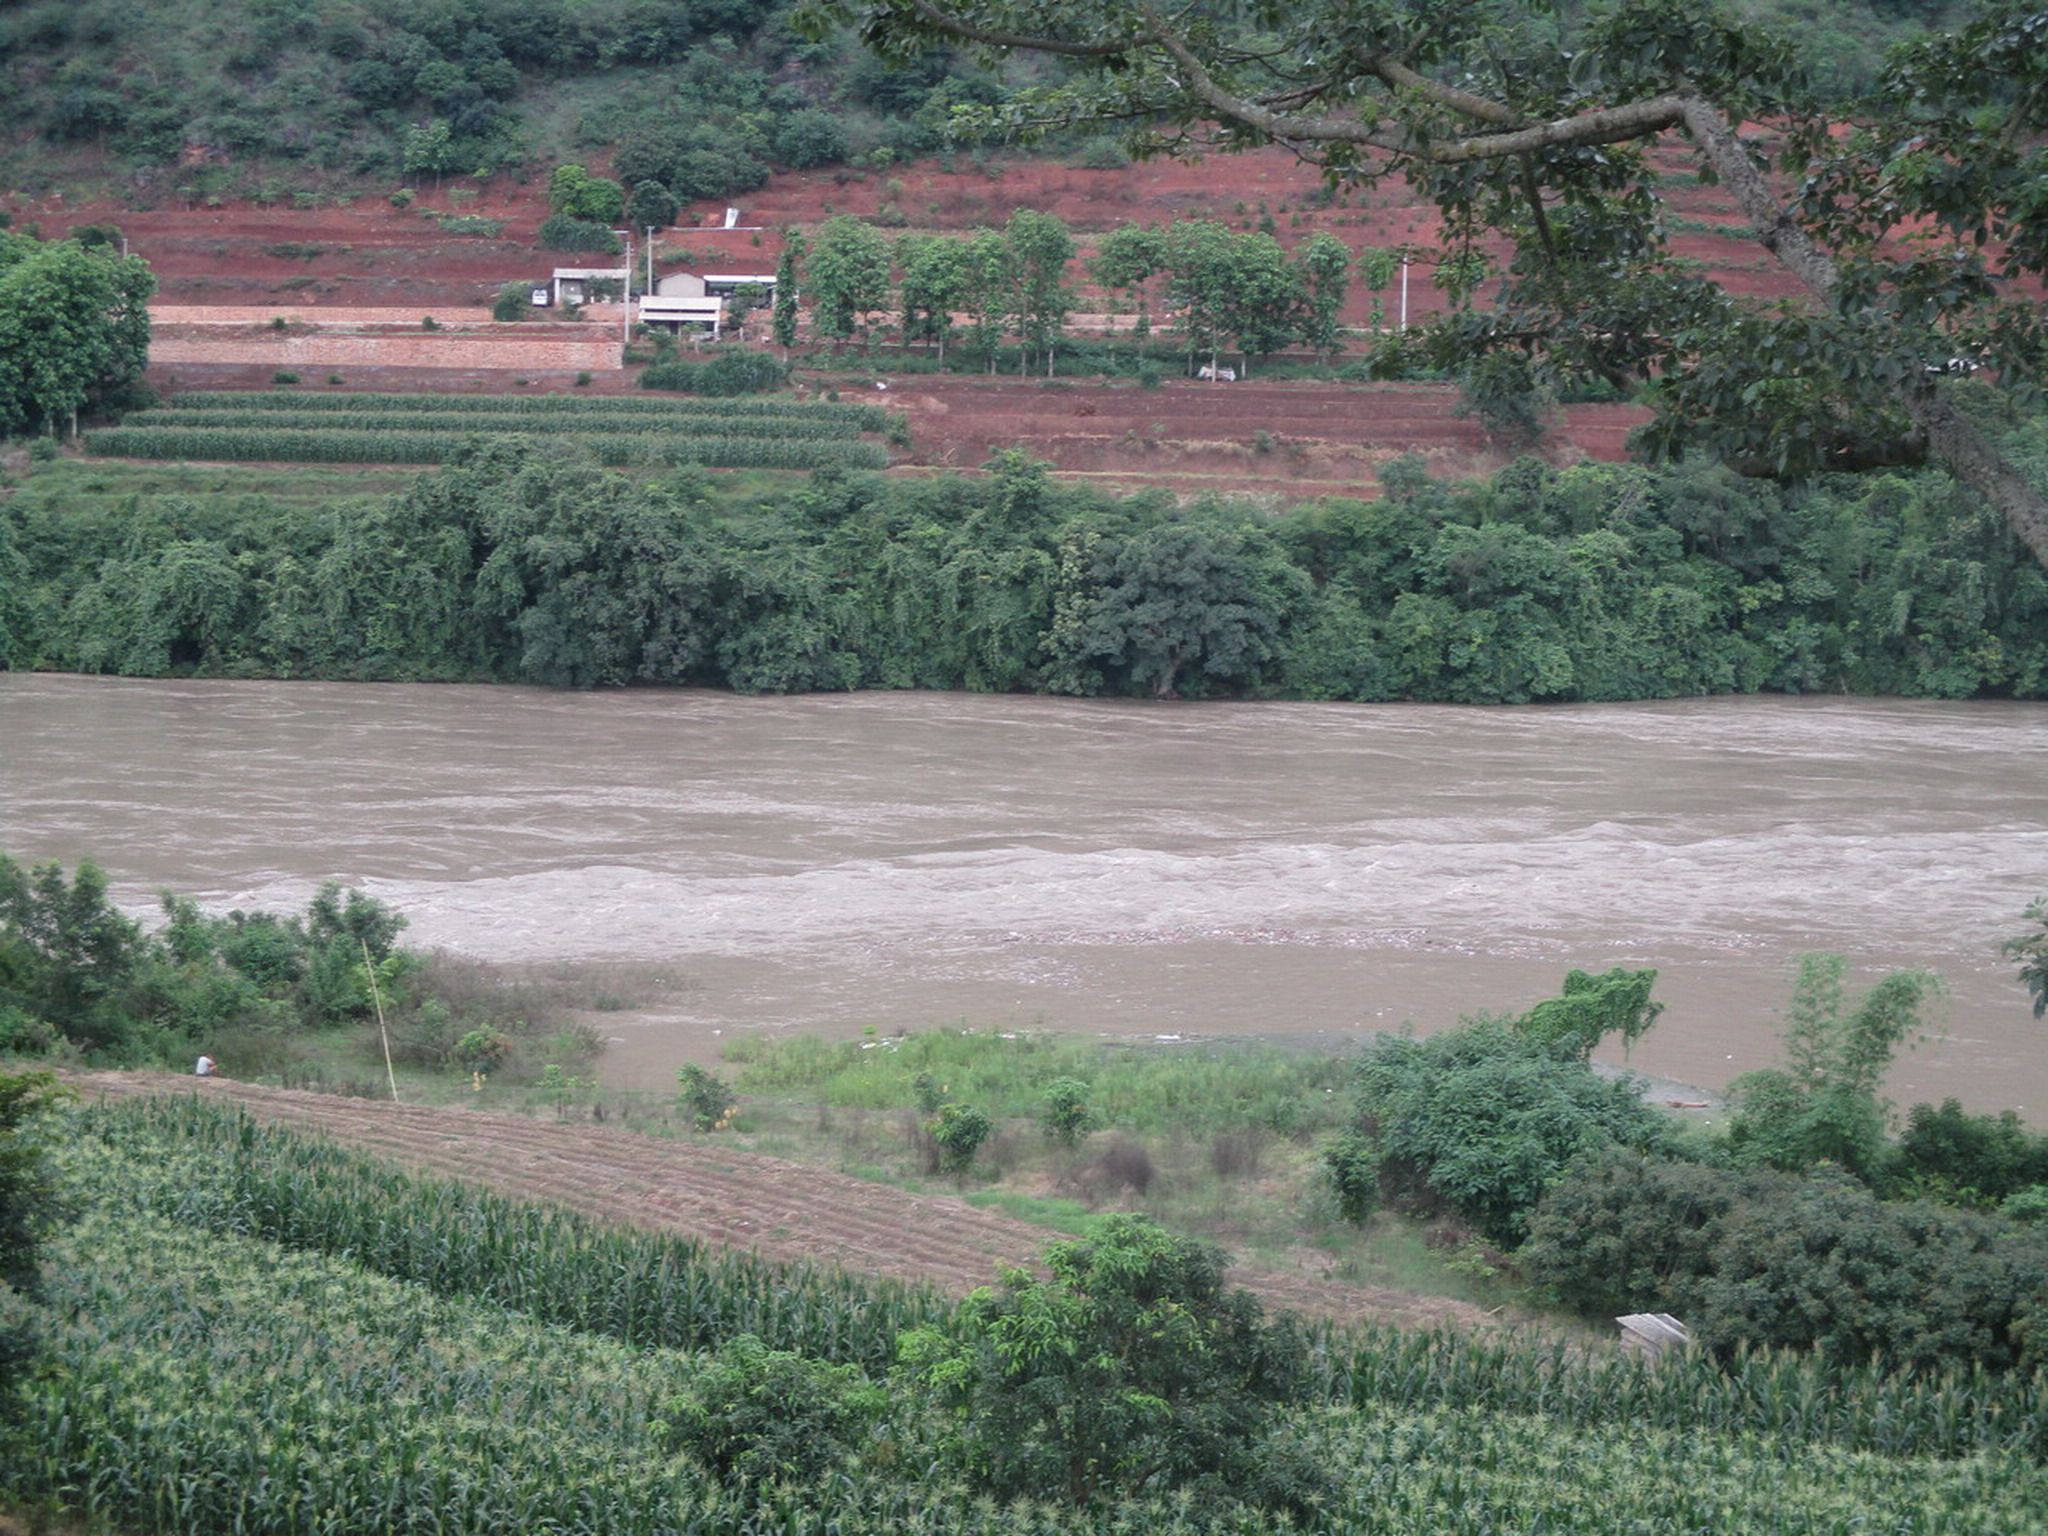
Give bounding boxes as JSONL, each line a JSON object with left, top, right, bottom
{"left": 64, "top": 1070, "right": 1500, "bottom": 1332}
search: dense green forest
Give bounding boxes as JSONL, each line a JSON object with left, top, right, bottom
{"left": 0, "top": 0, "right": 1002, "bottom": 200}
{"left": 6, "top": 425, "right": 2045, "bottom": 699}
{"left": 0, "top": 0, "right": 1960, "bottom": 202}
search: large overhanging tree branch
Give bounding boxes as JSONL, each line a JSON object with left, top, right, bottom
{"left": 815, "top": 0, "right": 2048, "bottom": 570}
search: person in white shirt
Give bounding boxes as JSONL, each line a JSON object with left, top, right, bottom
{"left": 195, "top": 1054, "right": 218, "bottom": 1077}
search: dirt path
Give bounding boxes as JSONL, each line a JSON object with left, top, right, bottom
{"left": 63, "top": 1070, "right": 1499, "bottom": 1332}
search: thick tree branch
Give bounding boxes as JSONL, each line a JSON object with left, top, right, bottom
{"left": 1677, "top": 92, "right": 2048, "bottom": 567}
{"left": 869, "top": 0, "right": 2048, "bottom": 570}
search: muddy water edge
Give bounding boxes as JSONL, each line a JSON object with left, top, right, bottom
{"left": 3, "top": 674, "right": 2044, "bottom": 1119}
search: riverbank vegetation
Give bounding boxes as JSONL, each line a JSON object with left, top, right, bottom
{"left": 0, "top": 853, "right": 602, "bottom": 1083}
{"left": 11, "top": 854, "right": 2048, "bottom": 1378}
{"left": 6, "top": 424, "right": 2046, "bottom": 699}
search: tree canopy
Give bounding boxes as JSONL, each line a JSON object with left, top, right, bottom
{"left": 0, "top": 231, "right": 153, "bottom": 438}
{"left": 812, "top": 0, "right": 2048, "bottom": 570}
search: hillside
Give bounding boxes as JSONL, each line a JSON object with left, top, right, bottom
{"left": 8, "top": 138, "right": 1802, "bottom": 495}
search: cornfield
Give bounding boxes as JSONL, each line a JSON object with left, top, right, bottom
{"left": 140, "top": 408, "right": 870, "bottom": 441}
{"left": 5, "top": 1094, "right": 2043, "bottom": 1536}
{"left": 89, "top": 1096, "right": 943, "bottom": 1370}
{"left": 165, "top": 389, "right": 892, "bottom": 430}
{"left": 85, "top": 424, "right": 890, "bottom": 471}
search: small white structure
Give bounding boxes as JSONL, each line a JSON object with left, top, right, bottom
{"left": 639, "top": 294, "right": 727, "bottom": 336}
{"left": 657, "top": 272, "right": 777, "bottom": 305}
{"left": 550, "top": 267, "right": 629, "bottom": 306}
{"left": 1197, "top": 363, "right": 1237, "bottom": 382}
{"left": 1615, "top": 1313, "right": 1692, "bottom": 1364}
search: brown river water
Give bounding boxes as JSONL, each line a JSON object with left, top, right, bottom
{"left": 3, "top": 674, "right": 2045, "bottom": 1119}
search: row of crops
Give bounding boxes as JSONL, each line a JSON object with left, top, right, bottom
{"left": 85, "top": 390, "right": 897, "bottom": 471}
{"left": 7, "top": 1095, "right": 2046, "bottom": 1536}
{"left": 165, "top": 390, "right": 893, "bottom": 430}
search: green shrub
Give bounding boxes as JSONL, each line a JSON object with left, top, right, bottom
{"left": 1888, "top": 1098, "right": 2048, "bottom": 1205}
{"left": 655, "top": 1333, "right": 883, "bottom": 1484}
{"left": 1349, "top": 1015, "right": 1683, "bottom": 1245}
{"left": 1518, "top": 1149, "right": 1747, "bottom": 1318}
{"left": 538, "top": 215, "right": 621, "bottom": 255}
{"left": 1038, "top": 1079, "right": 1094, "bottom": 1147}
{"left": 1322, "top": 1131, "right": 1381, "bottom": 1224}
{"left": 676, "top": 1064, "right": 735, "bottom": 1131}
{"left": 929, "top": 1102, "right": 991, "bottom": 1175}
{"left": 491, "top": 284, "right": 533, "bottom": 322}
{"left": 695, "top": 348, "right": 788, "bottom": 396}
{"left": 1727, "top": 956, "right": 1940, "bottom": 1182}
{"left": 1675, "top": 1173, "right": 2048, "bottom": 1372}
{"left": 639, "top": 361, "right": 700, "bottom": 392}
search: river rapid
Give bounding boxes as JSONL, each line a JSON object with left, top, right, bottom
{"left": 3, "top": 674, "right": 2045, "bottom": 1117}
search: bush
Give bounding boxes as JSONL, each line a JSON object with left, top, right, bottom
{"left": 639, "top": 361, "right": 700, "bottom": 392}
{"left": 895, "top": 1216, "right": 1309, "bottom": 1506}
{"left": 774, "top": 110, "right": 850, "bottom": 170}
{"left": 491, "top": 283, "right": 533, "bottom": 322}
{"left": 655, "top": 1333, "right": 883, "bottom": 1484}
{"left": 1676, "top": 1173, "right": 2048, "bottom": 1372}
{"left": 1039, "top": 1078, "right": 1094, "bottom": 1147}
{"left": 538, "top": 215, "right": 621, "bottom": 255}
{"left": 676, "top": 1064, "right": 736, "bottom": 1131}
{"left": 1349, "top": 1015, "right": 1683, "bottom": 1245}
{"left": 929, "top": 1102, "right": 991, "bottom": 1176}
{"left": 1727, "top": 957, "right": 1940, "bottom": 1183}
{"left": 696, "top": 349, "right": 788, "bottom": 396}
{"left": 1518, "top": 1149, "right": 1748, "bottom": 1318}
{"left": 547, "top": 164, "right": 625, "bottom": 224}
{"left": 1888, "top": 1098, "right": 2048, "bottom": 1206}
{"left": 1323, "top": 1131, "right": 1381, "bottom": 1224}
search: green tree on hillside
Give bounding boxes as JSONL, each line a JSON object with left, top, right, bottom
{"left": 804, "top": 214, "right": 893, "bottom": 348}
{"left": 0, "top": 232, "right": 153, "bottom": 439}
{"left": 1297, "top": 230, "right": 1352, "bottom": 364}
{"left": 897, "top": 232, "right": 971, "bottom": 362}
{"left": 1004, "top": 208, "right": 1075, "bottom": 377}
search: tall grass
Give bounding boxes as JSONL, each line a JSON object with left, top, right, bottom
{"left": 726, "top": 1028, "right": 1347, "bottom": 1140}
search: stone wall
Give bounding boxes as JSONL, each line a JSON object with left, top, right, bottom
{"left": 147, "top": 305, "right": 625, "bottom": 373}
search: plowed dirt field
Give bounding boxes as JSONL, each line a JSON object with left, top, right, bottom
{"left": 64, "top": 1070, "right": 1499, "bottom": 1332}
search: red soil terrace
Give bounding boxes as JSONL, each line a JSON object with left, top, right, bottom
{"left": 13, "top": 144, "right": 1800, "bottom": 495}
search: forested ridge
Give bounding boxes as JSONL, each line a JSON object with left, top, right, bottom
{"left": 6, "top": 430, "right": 2046, "bottom": 699}
{"left": 0, "top": 0, "right": 1942, "bottom": 199}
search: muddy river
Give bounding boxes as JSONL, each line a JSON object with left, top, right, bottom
{"left": 2, "top": 674, "right": 2044, "bottom": 1117}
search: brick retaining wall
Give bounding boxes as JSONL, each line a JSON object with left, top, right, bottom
{"left": 147, "top": 305, "right": 625, "bottom": 372}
